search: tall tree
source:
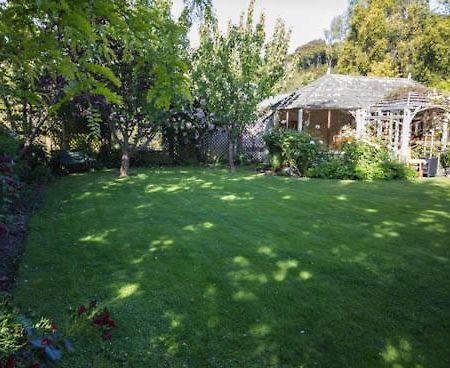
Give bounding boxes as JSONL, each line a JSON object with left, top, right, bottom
{"left": 336, "top": 0, "right": 450, "bottom": 88}
{"left": 338, "top": 0, "right": 424, "bottom": 75}
{"left": 0, "top": 0, "right": 123, "bottom": 148}
{"left": 104, "top": 0, "right": 192, "bottom": 177}
{"left": 193, "top": 1, "right": 290, "bottom": 172}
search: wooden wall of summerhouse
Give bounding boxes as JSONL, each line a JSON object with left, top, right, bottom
{"left": 281, "top": 108, "right": 355, "bottom": 147}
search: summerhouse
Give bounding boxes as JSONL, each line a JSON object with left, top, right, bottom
{"left": 272, "top": 73, "right": 450, "bottom": 164}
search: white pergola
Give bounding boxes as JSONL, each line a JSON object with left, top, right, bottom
{"left": 354, "top": 90, "right": 450, "bottom": 163}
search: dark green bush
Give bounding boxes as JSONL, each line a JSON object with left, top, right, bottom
{"left": 50, "top": 150, "right": 96, "bottom": 175}
{"left": 380, "top": 161, "right": 416, "bottom": 180}
{"left": 341, "top": 141, "right": 389, "bottom": 180}
{"left": 264, "top": 129, "right": 322, "bottom": 175}
{"left": 308, "top": 140, "right": 414, "bottom": 181}
{"left": 17, "top": 144, "right": 52, "bottom": 184}
{"left": 0, "top": 127, "right": 20, "bottom": 159}
{"left": 441, "top": 150, "right": 450, "bottom": 170}
{"left": 308, "top": 154, "right": 353, "bottom": 179}
{"left": 131, "top": 150, "right": 174, "bottom": 167}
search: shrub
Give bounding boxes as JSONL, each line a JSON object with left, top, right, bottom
{"left": 131, "top": 150, "right": 173, "bottom": 167}
{"left": 308, "top": 140, "right": 414, "bottom": 181}
{"left": 0, "top": 128, "right": 21, "bottom": 160}
{"left": 441, "top": 150, "right": 450, "bottom": 170}
{"left": 264, "top": 129, "right": 322, "bottom": 175}
{"left": 308, "top": 154, "right": 353, "bottom": 179}
{"left": 381, "top": 161, "right": 416, "bottom": 180}
{"left": 16, "top": 144, "right": 52, "bottom": 184}
{"left": 341, "top": 141, "right": 389, "bottom": 180}
{"left": 50, "top": 150, "right": 96, "bottom": 175}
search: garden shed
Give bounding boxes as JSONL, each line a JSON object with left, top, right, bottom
{"left": 269, "top": 73, "right": 450, "bottom": 167}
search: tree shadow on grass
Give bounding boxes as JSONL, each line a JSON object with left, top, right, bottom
{"left": 15, "top": 170, "right": 450, "bottom": 367}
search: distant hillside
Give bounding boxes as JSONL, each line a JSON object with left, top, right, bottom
{"left": 282, "top": 39, "right": 335, "bottom": 93}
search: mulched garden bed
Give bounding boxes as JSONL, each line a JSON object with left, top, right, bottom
{"left": 0, "top": 185, "right": 45, "bottom": 293}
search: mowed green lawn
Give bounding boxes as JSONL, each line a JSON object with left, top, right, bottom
{"left": 14, "top": 168, "right": 450, "bottom": 367}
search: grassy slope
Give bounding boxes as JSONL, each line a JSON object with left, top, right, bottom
{"left": 14, "top": 168, "right": 450, "bottom": 367}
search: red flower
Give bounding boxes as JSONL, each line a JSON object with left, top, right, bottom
{"left": 102, "top": 331, "right": 112, "bottom": 340}
{"left": 6, "top": 355, "right": 16, "bottom": 368}
{"left": 50, "top": 321, "right": 58, "bottom": 333}
{"left": 41, "top": 338, "right": 51, "bottom": 346}
{"left": 106, "top": 318, "right": 116, "bottom": 328}
{"left": 77, "top": 305, "right": 88, "bottom": 316}
{"left": 93, "top": 309, "right": 115, "bottom": 328}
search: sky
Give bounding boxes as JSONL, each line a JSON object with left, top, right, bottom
{"left": 172, "top": 0, "right": 349, "bottom": 53}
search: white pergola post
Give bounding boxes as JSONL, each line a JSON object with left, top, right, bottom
{"left": 355, "top": 109, "right": 366, "bottom": 138}
{"left": 442, "top": 114, "right": 449, "bottom": 152}
{"left": 394, "top": 119, "right": 400, "bottom": 156}
{"left": 273, "top": 110, "right": 281, "bottom": 128}
{"left": 376, "top": 110, "right": 383, "bottom": 137}
{"left": 297, "top": 109, "right": 303, "bottom": 132}
{"left": 400, "top": 109, "right": 413, "bottom": 163}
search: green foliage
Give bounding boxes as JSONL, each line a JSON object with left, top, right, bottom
{"left": 292, "top": 40, "right": 328, "bottom": 70}
{"left": 336, "top": 0, "right": 450, "bottom": 87}
{"left": 0, "top": 127, "right": 20, "bottom": 159}
{"left": 264, "top": 129, "right": 322, "bottom": 175}
{"left": 193, "top": 1, "right": 290, "bottom": 170}
{"left": 0, "top": 295, "right": 25, "bottom": 364}
{"left": 0, "top": 0, "right": 129, "bottom": 145}
{"left": 380, "top": 160, "right": 417, "bottom": 180}
{"left": 308, "top": 140, "right": 414, "bottom": 180}
{"left": 131, "top": 150, "right": 174, "bottom": 167}
{"left": 307, "top": 155, "right": 353, "bottom": 179}
{"left": 441, "top": 150, "right": 450, "bottom": 169}
{"left": 342, "top": 140, "right": 389, "bottom": 180}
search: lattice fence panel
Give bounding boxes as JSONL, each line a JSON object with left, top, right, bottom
{"left": 203, "top": 118, "right": 269, "bottom": 163}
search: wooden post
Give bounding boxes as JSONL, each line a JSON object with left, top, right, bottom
{"left": 286, "top": 110, "right": 290, "bottom": 129}
{"left": 297, "top": 109, "right": 303, "bottom": 132}
{"left": 400, "top": 109, "right": 412, "bottom": 163}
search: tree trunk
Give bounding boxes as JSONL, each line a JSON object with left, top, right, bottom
{"left": 228, "top": 134, "right": 236, "bottom": 174}
{"left": 120, "top": 147, "right": 130, "bottom": 177}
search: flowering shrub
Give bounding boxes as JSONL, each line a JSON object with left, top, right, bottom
{"left": 76, "top": 301, "right": 117, "bottom": 341}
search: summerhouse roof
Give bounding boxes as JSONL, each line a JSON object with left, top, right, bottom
{"left": 279, "top": 74, "right": 422, "bottom": 110}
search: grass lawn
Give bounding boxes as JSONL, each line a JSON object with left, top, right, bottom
{"left": 14, "top": 167, "right": 450, "bottom": 367}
